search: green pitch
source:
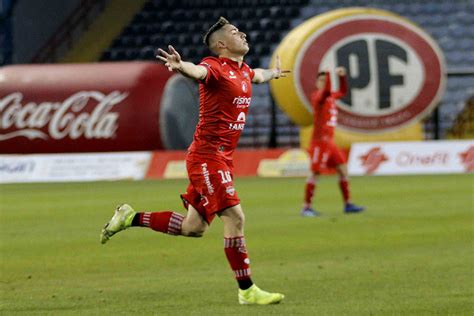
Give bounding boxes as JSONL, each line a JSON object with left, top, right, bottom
{"left": 1, "top": 174, "right": 473, "bottom": 315}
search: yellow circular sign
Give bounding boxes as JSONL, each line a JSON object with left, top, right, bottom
{"left": 270, "top": 7, "right": 445, "bottom": 140}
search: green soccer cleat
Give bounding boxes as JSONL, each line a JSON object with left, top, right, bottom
{"left": 100, "top": 204, "right": 136, "bottom": 244}
{"left": 238, "top": 284, "right": 285, "bottom": 305}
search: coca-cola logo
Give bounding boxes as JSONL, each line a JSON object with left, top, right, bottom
{"left": 0, "top": 91, "right": 128, "bottom": 141}
{"left": 359, "top": 147, "right": 389, "bottom": 174}
{"left": 459, "top": 146, "right": 474, "bottom": 172}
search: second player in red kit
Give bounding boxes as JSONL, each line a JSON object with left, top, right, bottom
{"left": 301, "top": 67, "right": 365, "bottom": 217}
{"left": 100, "top": 17, "right": 290, "bottom": 305}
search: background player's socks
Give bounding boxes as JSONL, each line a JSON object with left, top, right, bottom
{"left": 304, "top": 181, "right": 316, "bottom": 208}
{"left": 224, "top": 236, "right": 252, "bottom": 283}
{"left": 339, "top": 176, "right": 350, "bottom": 203}
{"left": 132, "top": 211, "right": 184, "bottom": 235}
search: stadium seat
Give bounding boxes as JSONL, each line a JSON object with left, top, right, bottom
{"left": 98, "top": 0, "right": 474, "bottom": 147}
{"left": 248, "top": 31, "right": 265, "bottom": 43}
{"left": 135, "top": 36, "right": 151, "bottom": 47}
{"left": 139, "top": 46, "right": 155, "bottom": 60}
{"left": 264, "top": 32, "right": 280, "bottom": 43}
{"left": 110, "top": 49, "right": 126, "bottom": 60}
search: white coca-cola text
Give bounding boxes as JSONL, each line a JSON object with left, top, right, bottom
{"left": 0, "top": 91, "right": 128, "bottom": 141}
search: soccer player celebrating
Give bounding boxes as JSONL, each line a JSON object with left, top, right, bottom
{"left": 301, "top": 67, "right": 365, "bottom": 217}
{"left": 100, "top": 17, "right": 289, "bottom": 305}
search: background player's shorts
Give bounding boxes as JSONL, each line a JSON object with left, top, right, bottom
{"left": 180, "top": 156, "right": 240, "bottom": 224}
{"left": 308, "top": 140, "right": 346, "bottom": 173}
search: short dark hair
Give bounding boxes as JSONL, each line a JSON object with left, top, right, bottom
{"left": 317, "top": 71, "right": 327, "bottom": 78}
{"left": 203, "top": 17, "right": 230, "bottom": 46}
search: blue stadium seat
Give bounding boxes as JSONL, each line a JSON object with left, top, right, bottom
{"left": 139, "top": 46, "right": 155, "bottom": 60}
{"left": 264, "top": 32, "right": 280, "bottom": 43}
{"left": 135, "top": 36, "right": 151, "bottom": 47}
{"left": 248, "top": 30, "right": 265, "bottom": 43}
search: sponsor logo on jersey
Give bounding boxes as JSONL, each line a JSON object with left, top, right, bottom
{"left": 226, "top": 186, "right": 235, "bottom": 196}
{"left": 229, "top": 71, "right": 237, "bottom": 79}
{"left": 229, "top": 112, "right": 246, "bottom": 130}
{"left": 201, "top": 163, "right": 215, "bottom": 194}
{"left": 232, "top": 96, "right": 251, "bottom": 108}
{"left": 229, "top": 123, "right": 245, "bottom": 130}
{"left": 236, "top": 112, "right": 246, "bottom": 122}
{"left": 241, "top": 81, "right": 248, "bottom": 93}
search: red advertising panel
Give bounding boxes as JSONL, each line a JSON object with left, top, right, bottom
{"left": 0, "top": 62, "right": 173, "bottom": 153}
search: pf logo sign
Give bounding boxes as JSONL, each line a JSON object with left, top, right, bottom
{"left": 270, "top": 8, "right": 446, "bottom": 132}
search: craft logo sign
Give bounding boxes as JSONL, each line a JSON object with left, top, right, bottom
{"left": 358, "top": 147, "right": 389, "bottom": 174}
{"left": 459, "top": 146, "right": 474, "bottom": 172}
{"left": 349, "top": 141, "right": 473, "bottom": 176}
{"left": 271, "top": 8, "right": 446, "bottom": 133}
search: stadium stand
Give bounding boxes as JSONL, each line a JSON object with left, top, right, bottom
{"left": 448, "top": 95, "right": 474, "bottom": 139}
{"left": 0, "top": 0, "right": 14, "bottom": 65}
{"left": 13, "top": 0, "right": 472, "bottom": 148}
{"left": 61, "top": 0, "right": 147, "bottom": 63}
{"left": 96, "top": 0, "right": 473, "bottom": 147}
{"left": 99, "top": 0, "right": 309, "bottom": 148}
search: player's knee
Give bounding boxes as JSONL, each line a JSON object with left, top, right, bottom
{"left": 336, "top": 164, "right": 348, "bottom": 176}
{"left": 181, "top": 223, "right": 208, "bottom": 237}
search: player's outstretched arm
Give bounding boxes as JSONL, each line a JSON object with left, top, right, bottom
{"left": 252, "top": 55, "right": 291, "bottom": 84}
{"left": 333, "top": 67, "right": 348, "bottom": 98}
{"left": 156, "top": 45, "right": 207, "bottom": 81}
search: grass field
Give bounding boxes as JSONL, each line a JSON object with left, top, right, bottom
{"left": 1, "top": 174, "right": 473, "bottom": 315}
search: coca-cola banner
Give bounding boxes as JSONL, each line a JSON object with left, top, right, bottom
{"left": 348, "top": 140, "right": 474, "bottom": 175}
{"left": 0, "top": 62, "right": 174, "bottom": 153}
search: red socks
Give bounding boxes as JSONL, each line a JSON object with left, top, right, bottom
{"left": 139, "top": 211, "right": 184, "bottom": 235}
{"left": 339, "top": 177, "right": 351, "bottom": 203}
{"left": 224, "top": 236, "right": 251, "bottom": 280}
{"left": 304, "top": 181, "right": 316, "bottom": 208}
{"left": 305, "top": 177, "right": 351, "bottom": 206}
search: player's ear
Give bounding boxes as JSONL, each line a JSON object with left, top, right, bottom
{"left": 216, "top": 40, "right": 226, "bottom": 49}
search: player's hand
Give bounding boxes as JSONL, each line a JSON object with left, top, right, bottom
{"left": 156, "top": 45, "right": 182, "bottom": 72}
{"left": 335, "top": 67, "right": 346, "bottom": 76}
{"left": 273, "top": 55, "right": 291, "bottom": 79}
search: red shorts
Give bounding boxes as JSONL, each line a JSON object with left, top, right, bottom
{"left": 308, "top": 140, "right": 345, "bottom": 173}
{"left": 180, "top": 155, "right": 240, "bottom": 224}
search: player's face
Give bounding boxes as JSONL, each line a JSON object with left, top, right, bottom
{"left": 222, "top": 24, "right": 249, "bottom": 56}
{"left": 316, "top": 74, "right": 326, "bottom": 89}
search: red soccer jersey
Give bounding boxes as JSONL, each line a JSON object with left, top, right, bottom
{"left": 311, "top": 73, "right": 347, "bottom": 141}
{"left": 188, "top": 56, "right": 255, "bottom": 161}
